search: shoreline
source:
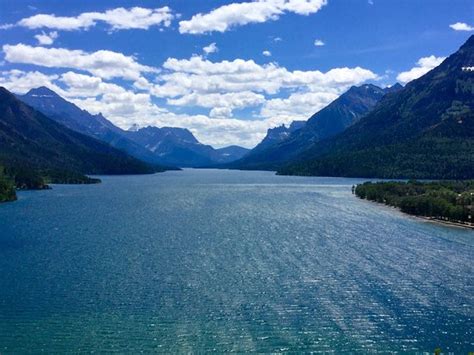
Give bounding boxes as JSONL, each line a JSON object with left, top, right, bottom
{"left": 417, "top": 216, "right": 474, "bottom": 230}
{"left": 356, "top": 196, "right": 474, "bottom": 231}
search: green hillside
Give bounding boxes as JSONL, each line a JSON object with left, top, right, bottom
{"left": 0, "top": 87, "right": 162, "bottom": 191}
{"left": 279, "top": 35, "right": 474, "bottom": 179}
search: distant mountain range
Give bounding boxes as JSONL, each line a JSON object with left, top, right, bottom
{"left": 20, "top": 87, "right": 167, "bottom": 166}
{"left": 125, "top": 126, "right": 249, "bottom": 167}
{"left": 2, "top": 35, "right": 472, "bottom": 190}
{"left": 0, "top": 87, "right": 161, "bottom": 188}
{"left": 215, "top": 145, "right": 250, "bottom": 162}
{"left": 227, "top": 83, "right": 401, "bottom": 170}
{"left": 252, "top": 121, "right": 305, "bottom": 152}
{"left": 279, "top": 36, "right": 474, "bottom": 179}
{"left": 20, "top": 87, "right": 249, "bottom": 168}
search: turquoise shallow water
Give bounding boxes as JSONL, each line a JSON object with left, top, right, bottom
{"left": 0, "top": 169, "right": 473, "bottom": 353}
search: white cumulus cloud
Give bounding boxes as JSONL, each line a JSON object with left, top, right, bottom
{"left": 261, "top": 90, "right": 338, "bottom": 122}
{"left": 179, "top": 0, "right": 327, "bottom": 34}
{"left": 153, "top": 56, "right": 377, "bottom": 95}
{"left": 168, "top": 91, "right": 266, "bottom": 117}
{"left": 314, "top": 39, "right": 325, "bottom": 46}
{"left": 2, "top": 44, "right": 157, "bottom": 80}
{"left": 34, "top": 31, "right": 58, "bottom": 45}
{"left": 449, "top": 22, "right": 474, "bottom": 31}
{"left": 262, "top": 50, "right": 272, "bottom": 56}
{"left": 396, "top": 55, "right": 446, "bottom": 84}
{"left": 0, "top": 49, "right": 378, "bottom": 148}
{"left": 0, "top": 69, "right": 61, "bottom": 94}
{"left": 8, "top": 7, "right": 174, "bottom": 31}
{"left": 137, "top": 55, "right": 377, "bottom": 125}
{"left": 203, "top": 42, "right": 218, "bottom": 55}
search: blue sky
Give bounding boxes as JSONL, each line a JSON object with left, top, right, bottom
{"left": 0, "top": 0, "right": 473, "bottom": 147}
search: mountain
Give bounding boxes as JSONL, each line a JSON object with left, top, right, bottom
{"left": 19, "top": 87, "right": 166, "bottom": 166}
{"left": 279, "top": 36, "right": 474, "bottom": 179}
{"left": 383, "top": 83, "right": 404, "bottom": 94}
{"left": 125, "top": 126, "right": 214, "bottom": 167}
{"left": 126, "top": 126, "right": 249, "bottom": 167}
{"left": 215, "top": 145, "right": 250, "bottom": 162}
{"left": 19, "top": 88, "right": 247, "bottom": 167}
{"left": 0, "top": 87, "right": 160, "bottom": 188}
{"left": 253, "top": 121, "right": 305, "bottom": 152}
{"left": 227, "top": 84, "right": 396, "bottom": 170}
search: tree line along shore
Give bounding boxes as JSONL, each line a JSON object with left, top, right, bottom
{"left": 0, "top": 166, "right": 17, "bottom": 203}
{"left": 355, "top": 180, "right": 474, "bottom": 228}
{"left": 0, "top": 165, "right": 102, "bottom": 203}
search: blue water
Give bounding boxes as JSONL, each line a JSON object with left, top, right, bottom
{"left": 0, "top": 169, "right": 472, "bottom": 353}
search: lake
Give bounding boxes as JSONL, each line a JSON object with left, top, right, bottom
{"left": 0, "top": 169, "right": 472, "bottom": 352}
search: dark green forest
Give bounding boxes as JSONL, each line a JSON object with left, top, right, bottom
{"left": 0, "top": 166, "right": 16, "bottom": 202}
{"left": 278, "top": 36, "right": 474, "bottom": 179}
{"left": 7, "top": 165, "right": 101, "bottom": 189}
{"left": 0, "top": 86, "right": 162, "bottom": 201}
{"left": 355, "top": 181, "right": 474, "bottom": 224}
{"left": 0, "top": 165, "right": 102, "bottom": 203}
